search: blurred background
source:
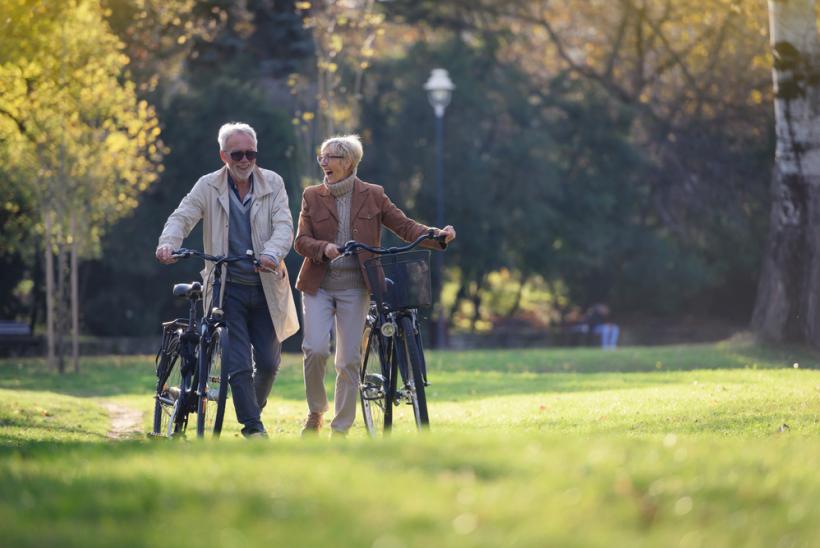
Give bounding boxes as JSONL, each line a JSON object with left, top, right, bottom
{"left": 0, "top": 0, "right": 777, "bottom": 357}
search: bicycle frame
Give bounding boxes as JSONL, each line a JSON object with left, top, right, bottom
{"left": 155, "top": 248, "right": 259, "bottom": 437}
{"left": 343, "top": 231, "right": 444, "bottom": 434}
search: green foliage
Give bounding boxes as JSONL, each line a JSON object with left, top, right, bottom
{"left": 81, "top": 77, "right": 299, "bottom": 336}
{"left": 0, "top": 0, "right": 163, "bottom": 255}
{"left": 1, "top": 0, "right": 774, "bottom": 334}
{"left": 72, "top": 1, "right": 313, "bottom": 337}
{"left": 369, "top": 1, "right": 772, "bottom": 322}
{"left": 359, "top": 38, "right": 741, "bottom": 318}
{"left": 184, "top": 1, "right": 314, "bottom": 81}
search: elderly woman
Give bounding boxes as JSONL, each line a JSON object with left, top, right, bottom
{"left": 294, "top": 134, "right": 456, "bottom": 436}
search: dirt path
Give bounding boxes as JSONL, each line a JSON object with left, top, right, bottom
{"left": 101, "top": 402, "right": 144, "bottom": 440}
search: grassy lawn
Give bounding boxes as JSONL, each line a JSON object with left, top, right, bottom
{"left": 1, "top": 338, "right": 819, "bottom": 546}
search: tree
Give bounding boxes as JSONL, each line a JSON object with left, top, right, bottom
{"left": 82, "top": 2, "right": 308, "bottom": 343}
{"left": 0, "top": 0, "right": 163, "bottom": 369}
{"left": 752, "top": 0, "right": 820, "bottom": 345}
{"left": 380, "top": 0, "right": 774, "bottom": 322}
{"left": 359, "top": 39, "right": 699, "bottom": 328}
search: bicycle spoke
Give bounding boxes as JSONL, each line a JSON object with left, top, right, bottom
{"left": 360, "top": 326, "right": 388, "bottom": 438}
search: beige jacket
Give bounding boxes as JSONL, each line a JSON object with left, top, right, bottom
{"left": 157, "top": 165, "right": 299, "bottom": 341}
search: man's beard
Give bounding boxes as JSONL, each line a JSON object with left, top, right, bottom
{"left": 229, "top": 164, "right": 253, "bottom": 181}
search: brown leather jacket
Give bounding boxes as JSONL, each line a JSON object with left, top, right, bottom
{"left": 294, "top": 177, "right": 443, "bottom": 294}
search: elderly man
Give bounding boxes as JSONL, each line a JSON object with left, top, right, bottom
{"left": 156, "top": 122, "right": 299, "bottom": 438}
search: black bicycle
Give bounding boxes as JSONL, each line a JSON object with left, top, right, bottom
{"left": 151, "top": 248, "right": 263, "bottom": 439}
{"left": 336, "top": 230, "right": 446, "bottom": 437}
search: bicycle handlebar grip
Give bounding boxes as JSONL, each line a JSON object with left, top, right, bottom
{"left": 340, "top": 240, "right": 358, "bottom": 256}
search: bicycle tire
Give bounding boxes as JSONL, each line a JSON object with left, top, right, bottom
{"left": 398, "top": 316, "right": 429, "bottom": 428}
{"left": 153, "top": 331, "right": 183, "bottom": 437}
{"left": 211, "top": 327, "right": 229, "bottom": 436}
{"left": 196, "top": 326, "right": 228, "bottom": 438}
{"left": 360, "top": 324, "right": 388, "bottom": 437}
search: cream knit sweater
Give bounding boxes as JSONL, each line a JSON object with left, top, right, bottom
{"left": 320, "top": 174, "right": 366, "bottom": 291}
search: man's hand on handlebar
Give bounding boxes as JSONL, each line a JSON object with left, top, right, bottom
{"left": 155, "top": 244, "right": 177, "bottom": 264}
{"left": 256, "top": 255, "right": 286, "bottom": 278}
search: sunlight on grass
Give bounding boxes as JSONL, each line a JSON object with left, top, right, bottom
{"left": 1, "top": 339, "right": 819, "bottom": 546}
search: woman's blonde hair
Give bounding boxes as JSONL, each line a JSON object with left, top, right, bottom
{"left": 321, "top": 134, "right": 363, "bottom": 167}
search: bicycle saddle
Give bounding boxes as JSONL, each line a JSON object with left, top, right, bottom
{"left": 173, "top": 282, "right": 202, "bottom": 299}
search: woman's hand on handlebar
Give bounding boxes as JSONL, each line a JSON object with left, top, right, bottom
{"left": 436, "top": 225, "right": 456, "bottom": 244}
{"left": 324, "top": 242, "right": 342, "bottom": 260}
{"left": 155, "top": 244, "right": 177, "bottom": 264}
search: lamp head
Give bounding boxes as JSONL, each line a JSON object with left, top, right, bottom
{"left": 424, "top": 68, "right": 455, "bottom": 117}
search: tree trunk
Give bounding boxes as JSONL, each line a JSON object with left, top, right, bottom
{"left": 44, "top": 211, "right": 56, "bottom": 371}
{"left": 29, "top": 241, "right": 42, "bottom": 334}
{"left": 71, "top": 211, "right": 80, "bottom": 373}
{"left": 752, "top": 0, "right": 820, "bottom": 345}
{"left": 56, "top": 243, "right": 68, "bottom": 373}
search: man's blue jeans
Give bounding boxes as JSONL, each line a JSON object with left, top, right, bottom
{"left": 223, "top": 282, "right": 281, "bottom": 432}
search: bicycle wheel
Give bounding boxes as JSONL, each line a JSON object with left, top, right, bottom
{"left": 360, "top": 324, "right": 388, "bottom": 437}
{"left": 196, "top": 326, "right": 228, "bottom": 438}
{"left": 398, "top": 316, "right": 429, "bottom": 428}
{"left": 153, "top": 331, "right": 183, "bottom": 437}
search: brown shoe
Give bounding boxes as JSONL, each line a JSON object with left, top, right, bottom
{"left": 301, "top": 412, "right": 324, "bottom": 436}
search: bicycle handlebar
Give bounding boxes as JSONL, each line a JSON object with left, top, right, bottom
{"left": 335, "top": 229, "right": 446, "bottom": 258}
{"left": 171, "top": 248, "right": 273, "bottom": 272}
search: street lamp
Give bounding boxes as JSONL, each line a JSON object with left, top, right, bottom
{"left": 424, "top": 68, "right": 454, "bottom": 348}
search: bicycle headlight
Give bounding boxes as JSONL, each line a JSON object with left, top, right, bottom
{"left": 380, "top": 322, "right": 396, "bottom": 337}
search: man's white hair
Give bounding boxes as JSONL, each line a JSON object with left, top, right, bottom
{"left": 218, "top": 122, "right": 257, "bottom": 150}
{"left": 321, "top": 134, "right": 364, "bottom": 167}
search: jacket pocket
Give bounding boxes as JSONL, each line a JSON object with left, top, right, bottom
{"left": 312, "top": 211, "right": 334, "bottom": 226}
{"left": 353, "top": 212, "right": 380, "bottom": 246}
{"left": 308, "top": 212, "right": 336, "bottom": 243}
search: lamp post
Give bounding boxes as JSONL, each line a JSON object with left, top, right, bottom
{"left": 424, "top": 68, "right": 454, "bottom": 348}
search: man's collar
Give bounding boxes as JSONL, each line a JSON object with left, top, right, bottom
{"left": 227, "top": 172, "right": 254, "bottom": 192}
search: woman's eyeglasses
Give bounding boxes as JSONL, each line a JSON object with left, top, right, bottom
{"left": 229, "top": 150, "right": 257, "bottom": 161}
{"left": 316, "top": 154, "right": 345, "bottom": 163}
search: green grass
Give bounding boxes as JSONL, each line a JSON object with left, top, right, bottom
{"left": 1, "top": 338, "right": 820, "bottom": 546}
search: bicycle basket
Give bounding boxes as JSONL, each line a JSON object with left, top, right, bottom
{"left": 364, "top": 250, "right": 432, "bottom": 310}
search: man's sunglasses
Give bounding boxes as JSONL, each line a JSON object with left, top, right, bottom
{"left": 229, "top": 150, "right": 257, "bottom": 161}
